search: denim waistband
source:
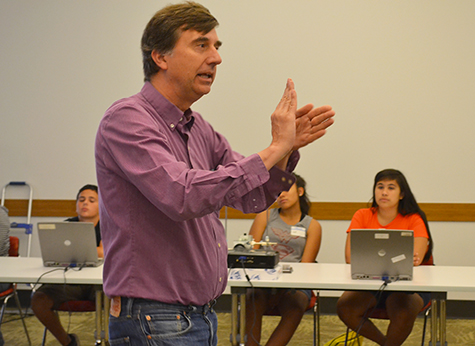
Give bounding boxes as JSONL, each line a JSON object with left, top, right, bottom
{"left": 117, "top": 297, "right": 217, "bottom": 316}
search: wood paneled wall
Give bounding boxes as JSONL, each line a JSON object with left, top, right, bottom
{"left": 3, "top": 200, "right": 474, "bottom": 222}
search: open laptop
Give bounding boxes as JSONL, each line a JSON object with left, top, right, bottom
{"left": 350, "top": 229, "right": 414, "bottom": 281}
{"left": 37, "top": 222, "right": 103, "bottom": 267}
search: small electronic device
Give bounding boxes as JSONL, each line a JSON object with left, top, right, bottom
{"left": 227, "top": 248, "right": 279, "bottom": 269}
{"left": 282, "top": 264, "right": 293, "bottom": 273}
{"left": 233, "top": 234, "right": 254, "bottom": 250}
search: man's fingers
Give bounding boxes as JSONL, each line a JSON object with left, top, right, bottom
{"left": 310, "top": 109, "right": 335, "bottom": 128}
{"left": 295, "top": 104, "right": 313, "bottom": 118}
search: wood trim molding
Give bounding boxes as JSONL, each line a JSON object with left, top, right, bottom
{"left": 3, "top": 199, "right": 474, "bottom": 222}
{"left": 218, "top": 202, "right": 475, "bottom": 222}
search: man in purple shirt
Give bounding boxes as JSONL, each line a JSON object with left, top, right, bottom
{"left": 95, "top": 2, "right": 335, "bottom": 345}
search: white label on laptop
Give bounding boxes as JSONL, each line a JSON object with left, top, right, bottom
{"left": 38, "top": 223, "right": 56, "bottom": 229}
{"left": 375, "top": 233, "right": 389, "bottom": 239}
{"left": 391, "top": 254, "right": 407, "bottom": 263}
{"left": 401, "top": 232, "right": 412, "bottom": 237}
{"left": 291, "top": 226, "right": 306, "bottom": 238}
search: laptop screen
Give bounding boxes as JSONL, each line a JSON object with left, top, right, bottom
{"left": 350, "top": 229, "right": 414, "bottom": 281}
{"left": 37, "top": 222, "right": 103, "bottom": 267}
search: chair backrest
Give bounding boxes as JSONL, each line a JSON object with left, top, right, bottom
{"left": 8, "top": 236, "right": 19, "bottom": 257}
{"left": 422, "top": 255, "right": 434, "bottom": 266}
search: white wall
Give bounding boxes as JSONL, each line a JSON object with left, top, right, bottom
{"left": 1, "top": 1, "right": 474, "bottom": 297}
{"left": 1, "top": 1, "right": 474, "bottom": 201}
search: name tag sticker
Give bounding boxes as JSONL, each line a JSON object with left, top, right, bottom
{"left": 375, "top": 233, "right": 389, "bottom": 239}
{"left": 290, "top": 226, "right": 306, "bottom": 238}
{"left": 38, "top": 224, "right": 56, "bottom": 230}
{"left": 391, "top": 254, "right": 407, "bottom": 263}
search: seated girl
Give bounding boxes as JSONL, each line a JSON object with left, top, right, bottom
{"left": 245, "top": 173, "right": 322, "bottom": 346}
{"left": 337, "top": 169, "right": 433, "bottom": 346}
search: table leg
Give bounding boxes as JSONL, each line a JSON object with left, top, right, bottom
{"left": 231, "top": 293, "right": 238, "bottom": 346}
{"left": 440, "top": 298, "right": 446, "bottom": 345}
{"left": 430, "top": 292, "right": 448, "bottom": 345}
{"left": 231, "top": 288, "right": 247, "bottom": 346}
{"left": 95, "top": 290, "right": 103, "bottom": 345}
{"left": 103, "top": 295, "right": 110, "bottom": 343}
{"left": 239, "top": 293, "right": 246, "bottom": 346}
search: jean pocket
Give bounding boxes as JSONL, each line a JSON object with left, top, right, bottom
{"left": 109, "top": 336, "right": 131, "bottom": 345}
{"left": 139, "top": 310, "right": 192, "bottom": 339}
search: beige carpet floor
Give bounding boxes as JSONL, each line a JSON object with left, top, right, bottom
{"left": 1, "top": 311, "right": 474, "bottom": 345}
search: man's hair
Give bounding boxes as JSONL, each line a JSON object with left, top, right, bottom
{"left": 76, "top": 184, "right": 98, "bottom": 200}
{"left": 141, "top": 1, "right": 219, "bottom": 82}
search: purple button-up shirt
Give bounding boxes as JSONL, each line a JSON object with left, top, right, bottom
{"left": 95, "top": 82, "right": 298, "bottom": 305}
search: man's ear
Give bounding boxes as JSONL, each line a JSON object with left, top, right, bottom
{"left": 151, "top": 50, "right": 168, "bottom": 70}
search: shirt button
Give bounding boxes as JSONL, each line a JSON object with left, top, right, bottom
{"left": 281, "top": 177, "right": 286, "bottom": 182}
{"left": 219, "top": 277, "right": 222, "bottom": 282}
{"left": 288, "top": 179, "right": 292, "bottom": 184}
{"left": 170, "top": 124, "right": 175, "bottom": 129}
{"left": 218, "top": 243, "right": 221, "bottom": 248}
{"left": 179, "top": 117, "right": 183, "bottom": 122}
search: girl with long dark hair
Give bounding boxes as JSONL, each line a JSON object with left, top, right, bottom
{"left": 337, "top": 169, "right": 433, "bottom": 346}
{"left": 245, "top": 173, "right": 322, "bottom": 346}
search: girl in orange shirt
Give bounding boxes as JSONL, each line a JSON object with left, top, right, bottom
{"left": 337, "top": 169, "right": 433, "bottom": 346}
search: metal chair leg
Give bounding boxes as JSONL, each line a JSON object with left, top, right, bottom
{"left": 41, "top": 326, "right": 48, "bottom": 346}
{"left": 421, "top": 306, "right": 431, "bottom": 345}
{"left": 313, "top": 291, "right": 320, "bottom": 346}
{"left": 1, "top": 289, "right": 31, "bottom": 346}
{"left": 13, "top": 290, "right": 31, "bottom": 345}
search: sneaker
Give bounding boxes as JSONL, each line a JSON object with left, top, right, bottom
{"left": 68, "top": 334, "right": 80, "bottom": 346}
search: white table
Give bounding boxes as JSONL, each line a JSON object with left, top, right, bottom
{"left": 228, "top": 263, "right": 475, "bottom": 345}
{"left": 0, "top": 257, "right": 108, "bottom": 344}
{"left": 0, "top": 257, "right": 103, "bottom": 284}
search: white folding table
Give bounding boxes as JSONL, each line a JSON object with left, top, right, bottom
{"left": 228, "top": 262, "right": 475, "bottom": 345}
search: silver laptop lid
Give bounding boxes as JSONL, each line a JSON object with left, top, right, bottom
{"left": 350, "top": 229, "right": 413, "bottom": 281}
{"left": 37, "top": 222, "right": 103, "bottom": 267}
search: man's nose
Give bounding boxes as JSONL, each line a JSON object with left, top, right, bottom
{"left": 208, "top": 48, "right": 222, "bottom": 65}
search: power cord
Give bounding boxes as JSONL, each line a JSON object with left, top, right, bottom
{"left": 352, "top": 280, "right": 391, "bottom": 345}
{"left": 240, "top": 259, "right": 264, "bottom": 346}
{"left": 62, "top": 263, "right": 87, "bottom": 332}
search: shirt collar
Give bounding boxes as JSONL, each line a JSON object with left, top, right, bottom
{"left": 140, "top": 82, "right": 195, "bottom": 131}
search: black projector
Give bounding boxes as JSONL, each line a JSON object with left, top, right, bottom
{"left": 227, "top": 248, "right": 279, "bottom": 269}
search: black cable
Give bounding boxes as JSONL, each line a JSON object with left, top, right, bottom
{"left": 16, "top": 267, "right": 68, "bottom": 317}
{"left": 240, "top": 259, "right": 264, "bottom": 346}
{"left": 352, "top": 280, "right": 390, "bottom": 345}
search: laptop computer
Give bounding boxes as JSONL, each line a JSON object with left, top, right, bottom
{"left": 350, "top": 229, "right": 414, "bottom": 281}
{"left": 37, "top": 222, "right": 103, "bottom": 267}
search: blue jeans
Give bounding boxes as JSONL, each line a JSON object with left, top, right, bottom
{"left": 108, "top": 297, "right": 218, "bottom": 346}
